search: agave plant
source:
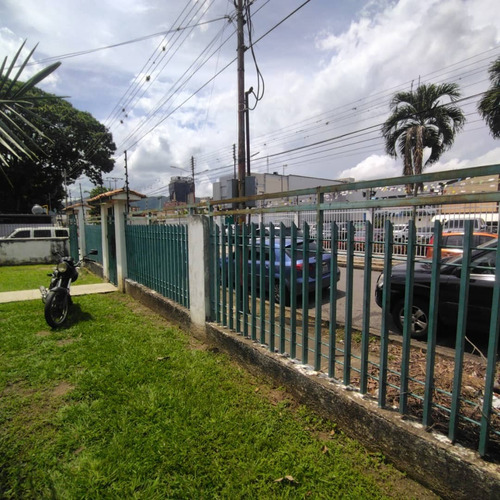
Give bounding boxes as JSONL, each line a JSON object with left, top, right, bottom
{"left": 0, "top": 41, "right": 61, "bottom": 184}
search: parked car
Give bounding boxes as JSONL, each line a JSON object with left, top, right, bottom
{"left": 392, "top": 224, "right": 409, "bottom": 243}
{"left": 1, "top": 226, "right": 69, "bottom": 239}
{"left": 227, "top": 238, "right": 340, "bottom": 305}
{"left": 426, "top": 231, "right": 497, "bottom": 259}
{"left": 442, "top": 217, "right": 487, "bottom": 232}
{"left": 375, "top": 239, "right": 498, "bottom": 339}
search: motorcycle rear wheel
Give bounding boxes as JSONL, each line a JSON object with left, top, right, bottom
{"left": 44, "top": 289, "right": 69, "bottom": 328}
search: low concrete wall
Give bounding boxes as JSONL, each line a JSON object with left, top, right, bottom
{"left": 0, "top": 239, "right": 69, "bottom": 265}
{"left": 124, "top": 278, "right": 499, "bottom": 499}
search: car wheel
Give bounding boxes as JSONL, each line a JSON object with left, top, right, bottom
{"left": 391, "top": 297, "right": 429, "bottom": 340}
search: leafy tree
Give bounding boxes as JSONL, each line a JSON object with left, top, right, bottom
{"left": 87, "top": 185, "right": 109, "bottom": 217}
{"left": 0, "top": 85, "right": 116, "bottom": 213}
{"left": 382, "top": 83, "right": 466, "bottom": 193}
{"left": 478, "top": 57, "right": 500, "bottom": 139}
{"left": 0, "top": 41, "right": 61, "bottom": 182}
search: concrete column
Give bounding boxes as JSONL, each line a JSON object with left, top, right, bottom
{"left": 100, "top": 203, "right": 110, "bottom": 281}
{"left": 76, "top": 205, "right": 86, "bottom": 259}
{"left": 114, "top": 199, "right": 127, "bottom": 292}
{"left": 188, "top": 215, "right": 210, "bottom": 328}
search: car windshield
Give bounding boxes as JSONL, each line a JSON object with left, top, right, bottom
{"left": 284, "top": 240, "right": 322, "bottom": 260}
{"left": 441, "top": 237, "right": 498, "bottom": 267}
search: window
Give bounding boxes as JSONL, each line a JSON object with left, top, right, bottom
{"left": 34, "top": 229, "right": 51, "bottom": 238}
{"left": 55, "top": 229, "right": 68, "bottom": 237}
{"left": 12, "top": 230, "right": 30, "bottom": 238}
{"left": 477, "top": 234, "right": 496, "bottom": 245}
{"left": 444, "top": 235, "right": 463, "bottom": 247}
{"left": 471, "top": 251, "right": 496, "bottom": 275}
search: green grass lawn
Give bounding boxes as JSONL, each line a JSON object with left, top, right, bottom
{"left": 0, "top": 291, "right": 434, "bottom": 498}
{"left": 0, "top": 264, "right": 103, "bottom": 292}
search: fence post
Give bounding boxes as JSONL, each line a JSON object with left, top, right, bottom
{"left": 188, "top": 215, "right": 210, "bottom": 329}
{"left": 114, "top": 199, "right": 128, "bottom": 292}
{"left": 75, "top": 205, "right": 86, "bottom": 259}
{"left": 100, "top": 203, "right": 110, "bottom": 281}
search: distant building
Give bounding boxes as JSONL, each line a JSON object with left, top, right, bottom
{"left": 212, "top": 172, "right": 348, "bottom": 206}
{"left": 169, "top": 176, "right": 194, "bottom": 203}
{"left": 130, "top": 196, "right": 170, "bottom": 212}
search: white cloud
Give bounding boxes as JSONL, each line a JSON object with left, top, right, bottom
{"left": 1, "top": 0, "right": 499, "bottom": 201}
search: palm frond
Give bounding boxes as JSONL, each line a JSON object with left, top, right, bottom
{"left": 0, "top": 42, "right": 61, "bottom": 171}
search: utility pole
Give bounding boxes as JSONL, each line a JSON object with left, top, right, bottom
{"left": 233, "top": 143, "right": 236, "bottom": 179}
{"left": 245, "top": 87, "right": 252, "bottom": 176}
{"left": 236, "top": 0, "right": 246, "bottom": 205}
{"left": 63, "top": 169, "right": 68, "bottom": 209}
{"left": 124, "top": 150, "right": 130, "bottom": 213}
{"left": 79, "top": 183, "right": 85, "bottom": 221}
{"left": 191, "top": 155, "right": 195, "bottom": 203}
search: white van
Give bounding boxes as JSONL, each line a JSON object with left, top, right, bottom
{"left": 3, "top": 226, "right": 69, "bottom": 239}
{"left": 442, "top": 217, "right": 487, "bottom": 232}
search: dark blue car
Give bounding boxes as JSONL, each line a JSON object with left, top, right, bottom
{"left": 251, "top": 238, "right": 340, "bottom": 304}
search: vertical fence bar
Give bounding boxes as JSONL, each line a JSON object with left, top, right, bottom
{"left": 379, "top": 220, "right": 393, "bottom": 408}
{"left": 314, "top": 194, "right": 324, "bottom": 371}
{"left": 235, "top": 224, "right": 242, "bottom": 333}
{"left": 166, "top": 225, "right": 172, "bottom": 299}
{"left": 301, "top": 222, "right": 310, "bottom": 365}
{"left": 479, "top": 242, "right": 500, "bottom": 457}
{"left": 214, "top": 223, "right": 221, "bottom": 323}
{"left": 400, "top": 219, "right": 416, "bottom": 415}
{"left": 328, "top": 221, "right": 338, "bottom": 379}
{"left": 290, "top": 222, "right": 298, "bottom": 360}
{"left": 343, "top": 221, "right": 355, "bottom": 385}
{"left": 360, "top": 221, "right": 373, "bottom": 394}
{"left": 250, "top": 223, "right": 257, "bottom": 341}
{"left": 242, "top": 223, "right": 249, "bottom": 337}
{"left": 175, "top": 225, "right": 181, "bottom": 304}
{"left": 259, "top": 223, "right": 266, "bottom": 344}
{"left": 279, "top": 223, "right": 286, "bottom": 354}
{"left": 160, "top": 226, "right": 167, "bottom": 298}
{"left": 449, "top": 221, "right": 473, "bottom": 443}
{"left": 422, "top": 222, "right": 442, "bottom": 427}
{"left": 221, "top": 223, "right": 227, "bottom": 327}
{"left": 183, "top": 225, "right": 190, "bottom": 307}
{"left": 228, "top": 225, "right": 234, "bottom": 331}
{"left": 268, "top": 223, "right": 276, "bottom": 352}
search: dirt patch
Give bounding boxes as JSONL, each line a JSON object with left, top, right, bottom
{"left": 57, "top": 338, "right": 77, "bottom": 347}
{"left": 52, "top": 381, "right": 75, "bottom": 397}
{"left": 352, "top": 341, "right": 500, "bottom": 460}
{"left": 36, "top": 330, "right": 52, "bottom": 337}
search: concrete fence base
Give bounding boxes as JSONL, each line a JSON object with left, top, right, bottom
{"left": 124, "top": 277, "right": 499, "bottom": 499}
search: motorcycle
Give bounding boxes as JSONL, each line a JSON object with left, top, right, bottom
{"left": 40, "top": 250, "right": 97, "bottom": 328}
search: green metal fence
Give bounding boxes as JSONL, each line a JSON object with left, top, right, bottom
{"left": 206, "top": 164, "right": 500, "bottom": 459}
{"left": 126, "top": 223, "right": 189, "bottom": 308}
{"left": 84, "top": 224, "right": 103, "bottom": 264}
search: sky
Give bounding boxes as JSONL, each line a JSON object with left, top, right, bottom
{"left": 1, "top": 0, "right": 499, "bottom": 202}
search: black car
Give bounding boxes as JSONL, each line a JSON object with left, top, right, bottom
{"left": 374, "top": 239, "right": 498, "bottom": 339}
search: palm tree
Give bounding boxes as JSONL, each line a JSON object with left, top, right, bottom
{"left": 0, "top": 41, "right": 61, "bottom": 184}
{"left": 382, "top": 83, "right": 466, "bottom": 194}
{"left": 478, "top": 57, "right": 500, "bottom": 139}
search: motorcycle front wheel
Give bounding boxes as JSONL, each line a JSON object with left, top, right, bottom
{"left": 44, "top": 289, "right": 69, "bottom": 328}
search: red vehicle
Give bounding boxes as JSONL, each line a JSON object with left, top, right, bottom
{"left": 426, "top": 231, "right": 497, "bottom": 259}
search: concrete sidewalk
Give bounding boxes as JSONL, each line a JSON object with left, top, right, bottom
{"left": 0, "top": 283, "right": 117, "bottom": 304}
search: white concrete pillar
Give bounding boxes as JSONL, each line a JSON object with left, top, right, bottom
{"left": 76, "top": 206, "right": 86, "bottom": 259}
{"left": 114, "top": 199, "right": 127, "bottom": 292}
{"left": 100, "top": 203, "right": 110, "bottom": 281}
{"left": 188, "top": 215, "right": 210, "bottom": 328}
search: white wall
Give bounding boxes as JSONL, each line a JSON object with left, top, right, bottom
{"left": 0, "top": 239, "right": 69, "bottom": 265}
